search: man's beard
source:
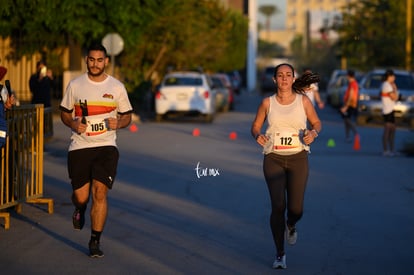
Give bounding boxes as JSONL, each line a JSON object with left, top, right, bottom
{"left": 87, "top": 66, "right": 105, "bottom": 77}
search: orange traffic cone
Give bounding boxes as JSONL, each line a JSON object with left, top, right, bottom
{"left": 353, "top": 134, "right": 360, "bottom": 151}
{"left": 192, "top": 128, "right": 200, "bottom": 137}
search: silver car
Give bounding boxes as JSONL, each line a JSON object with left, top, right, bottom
{"left": 357, "top": 69, "right": 414, "bottom": 128}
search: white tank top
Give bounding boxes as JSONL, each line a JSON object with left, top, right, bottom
{"left": 381, "top": 81, "right": 396, "bottom": 115}
{"left": 263, "top": 94, "right": 309, "bottom": 155}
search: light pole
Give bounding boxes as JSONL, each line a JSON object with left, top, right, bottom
{"left": 247, "top": 0, "right": 257, "bottom": 93}
{"left": 406, "top": 0, "right": 412, "bottom": 71}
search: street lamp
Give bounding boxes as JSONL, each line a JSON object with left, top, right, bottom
{"left": 406, "top": 0, "right": 412, "bottom": 71}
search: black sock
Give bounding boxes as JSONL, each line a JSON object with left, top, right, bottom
{"left": 90, "top": 230, "right": 102, "bottom": 243}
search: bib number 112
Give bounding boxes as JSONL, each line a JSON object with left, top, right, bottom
{"left": 279, "top": 137, "right": 292, "bottom": 145}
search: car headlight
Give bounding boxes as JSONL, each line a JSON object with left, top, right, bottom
{"left": 406, "top": 94, "right": 414, "bottom": 102}
{"left": 359, "top": 93, "right": 371, "bottom": 101}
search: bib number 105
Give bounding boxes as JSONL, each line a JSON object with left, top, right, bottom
{"left": 91, "top": 122, "right": 105, "bottom": 132}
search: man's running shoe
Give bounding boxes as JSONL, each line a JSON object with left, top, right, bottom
{"left": 286, "top": 225, "right": 297, "bottom": 245}
{"left": 272, "top": 254, "right": 287, "bottom": 269}
{"left": 89, "top": 240, "right": 104, "bottom": 258}
{"left": 72, "top": 207, "right": 86, "bottom": 230}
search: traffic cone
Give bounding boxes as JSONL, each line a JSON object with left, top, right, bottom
{"left": 192, "top": 128, "right": 200, "bottom": 137}
{"left": 129, "top": 124, "right": 138, "bottom": 133}
{"left": 353, "top": 134, "right": 361, "bottom": 151}
{"left": 229, "top": 131, "right": 237, "bottom": 140}
{"left": 327, "top": 138, "right": 336, "bottom": 148}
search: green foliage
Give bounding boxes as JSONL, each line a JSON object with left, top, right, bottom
{"left": 0, "top": 0, "right": 248, "bottom": 96}
{"left": 338, "top": 0, "right": 410, "bottom": 70}
{"left": 258, "top": 39, "right": 285, "bottom": 58}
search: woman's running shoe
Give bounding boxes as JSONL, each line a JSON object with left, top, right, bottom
{"left": 272, "top": 254, "right": 287, "bottom": 269}
{"left": 286, "top": 225, "right": 297, "bottom": 245}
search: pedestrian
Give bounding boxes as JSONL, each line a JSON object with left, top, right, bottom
{"left": 303, "top": 68, "right": 324, "bottom": 110}
{"left": 59, "top": 44, "right": 133, "bottom": 258}
{"left": 29, "top": 60, "right": 53, "bottom": 107}
{"left": 340, "top": 69, "right": 359, "bottom": 143}
{"left": 0, "top": 66, "right": 16, "bottom": 202}
{"left": 380, "top": 69, "right": 399, "bottom": 156}
{"left": 0, "top": 66, "right": 16, "bottom": 110}
{"left": 251, "top": 63, "right": 322, "bottom": 269}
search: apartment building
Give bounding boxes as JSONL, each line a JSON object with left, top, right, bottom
{"left": 260, "top": 0, "right": 354, "bottom": 54}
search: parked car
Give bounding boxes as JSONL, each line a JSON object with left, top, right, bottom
{"left": 357, "top": 69, "right": 414, "bottom": 128}
{"left": 211, "top": 73, "right": 233, "bottom": 112}
{"left": 226, "top": 70, "right": 242, "bottom": 95}
{"left": 155, "top": 71, "right": 217, "bottom": 122}
{"left": 260, "top": 66, "right": 275, "bottom": 94}
{"left": 327, "top": 69, "right": 364, "bottom": 107}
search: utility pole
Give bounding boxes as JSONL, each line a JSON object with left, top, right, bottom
{"left": 247, "top": 0, "right": 257, "bottom": 93}
{"left": 406, "top": 0, "right": 412, "bottom": 71}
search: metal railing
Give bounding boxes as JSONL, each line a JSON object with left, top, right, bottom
{"left": 0, "top": 104, "right": 53, "bottom": 230}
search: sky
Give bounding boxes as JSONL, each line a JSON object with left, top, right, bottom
{"left": 257, "top": 0, "right": 286, "bottom": 30}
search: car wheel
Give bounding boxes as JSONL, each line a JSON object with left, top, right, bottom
{"left": 155, "top": 114, "right": 163, "bottom": 122}
{"left": 222, "top": 103, "right": 229, "bottom": 112}
{"left": 204, "top": 114, "right": 214, "bottom": 123}
{"left": 356, "top": 115, "right": 367, "bottom": 125}
{"left": 410, "top": 118, "right": 414, "bottom": 129}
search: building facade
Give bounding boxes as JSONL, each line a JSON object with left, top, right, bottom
{"left": 260, "top": 0, "right": 354, "bottom": 55}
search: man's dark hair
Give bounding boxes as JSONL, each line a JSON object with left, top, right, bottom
{"left": 347, "top": 70, "right": 355, "bottom": 77}
{"left": 87, "top": 44, "right": 108, "bottom": 57}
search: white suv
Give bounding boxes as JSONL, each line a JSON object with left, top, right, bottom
{"left": 155, "top": 71, "right": 217, "bottom": 122}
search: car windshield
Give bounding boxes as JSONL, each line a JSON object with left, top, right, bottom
{"left": 211, "top": 77, "right": 224, "bottom": 88}
{"left": 164, "top": 77, "right": 202, "bottom": 86}
{"left": 364, "top": 73, "right": 414, "bottom": 90}
{"left": 265, "top": 67, "right": 274, "bottom": 75}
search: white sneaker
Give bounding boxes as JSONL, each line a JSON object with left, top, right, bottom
{"left": 272, "top": 254, "right": 287, "bottom": 269}
{"left": 286, "top": 225, "right": 297, "bottom": 245}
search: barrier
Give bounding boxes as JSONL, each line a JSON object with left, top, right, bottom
{"left": 0, "top": 104, "right": 53, "bottom": 229}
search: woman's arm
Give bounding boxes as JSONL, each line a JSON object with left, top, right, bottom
{"left": 251, "top": 97, "right": 269, "bottom": 146}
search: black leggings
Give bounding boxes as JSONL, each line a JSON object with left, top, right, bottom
{"left": 263, "top": 151, "right": 309, "bottom": 256}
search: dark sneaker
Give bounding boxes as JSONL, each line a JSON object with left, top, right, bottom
{"left": 72, "top": 207, "right": 86, "bottom": 230}
{"left": 89, "top": 240, "right": 104, "bottom": 258}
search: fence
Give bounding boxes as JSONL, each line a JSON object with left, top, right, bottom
{"left": 0, "top": 104, "right": 54, "bottom": 229}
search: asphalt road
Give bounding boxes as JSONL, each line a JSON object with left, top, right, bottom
{"left": 1, "top": 90, "right": 413, "bottom": 275}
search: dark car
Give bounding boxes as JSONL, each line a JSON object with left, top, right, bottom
{"left": 211, "top": 73, "right": 233, "bottom": 112}
{"left": 357, "top": 69, "right": 414, "bottom": 128}
{"left": 326, "top": 69, "right": 364, "bottom": 107}
{"left": 260, "top": 66, "right": 275, "bottom": 94}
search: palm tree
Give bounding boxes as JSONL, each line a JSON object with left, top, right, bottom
{"left": 259, "top": 5, "right": 279, "bottom": 39}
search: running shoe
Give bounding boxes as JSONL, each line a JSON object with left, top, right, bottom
{"left": 272, "top": 254, "right": 287, "bottom": 269}
{"left": 89, "top": 240, "right": 104, "bottom": 258}
{"left": 72, "top": 207, "right": 86, "bottom": 230}
{"left": 286, "top": 225, "right": 297, "bottom": 245}
{"left": 383, "top": 151, "right": 392, "bottom": 157}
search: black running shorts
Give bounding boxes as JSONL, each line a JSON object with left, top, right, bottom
{"left": 68, "top": 146, "right": 119, "bottom": 190}
{"left": 383, "top": 111, "right": 395, "bottom": 123}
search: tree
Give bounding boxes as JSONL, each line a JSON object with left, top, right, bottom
{"left": 338, "top": 0, "right": 410, "bottom": 70}
{"left": 118, "top": 0, "right": 248, "bottom": 90}
{"left": 258, "top": 5, "right": 279, "bottom": 38}
{"left": 0, "top": 0, "right": 248, "bottom": 94}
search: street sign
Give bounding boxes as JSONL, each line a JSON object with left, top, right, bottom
{"left": 102, "top": 33, "right": 124, "bottom": 75}
{"left": 102, "top": 33, "right": 124, "bottom": 56}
